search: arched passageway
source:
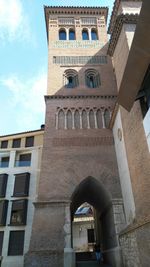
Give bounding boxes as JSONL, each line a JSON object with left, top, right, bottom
{"left": 70, "top": 176, "right": 122, "bottom": 267}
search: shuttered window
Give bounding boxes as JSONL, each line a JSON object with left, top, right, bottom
{"left": 13, "top": 173, "right": 30, "bottom": 197}
{"left": 25, "top": 136, "right": 34, "bottom": 147}
{"left": 0, "top": 200, "right": 8, "bottom": 226}
{"left": 10, "top": 200, "right": 28, "bottom": 225}
{"left": 12, "top": 138, "right": 21, "bottom": 148}
{"left": 1, "top": 141, "right": 8, "bottom": 149}
{"left": 8, "top": 231, "right": 25, "bottom": 255}
{"left": 0, "top": 174, "right": 8, "bottom": 197}
{"left": 0, "top": 232, "right": 4, "bottom": 256}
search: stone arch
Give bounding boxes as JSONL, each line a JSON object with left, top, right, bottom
{"left": 91, "top": 28, "right": 98, "bottom": 40}
{"left": 85, "top": 69, "right": 101, "bottom": 88}
{"left": 64, "top": 69, "right": 78, "bottom": 88}
{"left": 59, "top": 28, "right": 67, "bottom": 40}
{"left": 58, "top": 109, "right": 65, "bottom": 129}
{"left": 70, "top": 176, "right": 121, "bottom": 266}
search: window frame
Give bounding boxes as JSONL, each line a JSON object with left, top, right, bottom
{"left": 59, "top": 28, "right": 67, "bottom": 40}
{"left": 10, "top": 199, "right": 28, "bottom": 226}
{"left": 0, "top": 174, "right": 8, "bottom": 198}
{"left": 0, "top": 200, "right": 8, "bottom": 226}
{"left": 8, "top": 231, "right": 25, "bottom": 256}
{"left": 12, "top": 138, "right": 21, "bottom": 148}
{"left": 1, "top": 141, "right": 8, "bottom": 149}
{"left": 13, "top": 172, "right": 30, "bottom": 197}
{"left": 25, "top": 136, "right": 34, "bottom": 147}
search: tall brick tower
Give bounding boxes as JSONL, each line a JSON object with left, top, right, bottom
{"left": 24, "top": 6, "right": 125, "bottom": 267}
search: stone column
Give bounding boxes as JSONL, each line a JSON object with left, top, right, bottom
{"left": 64, "top": 205, "right": 75, "bottom": 267}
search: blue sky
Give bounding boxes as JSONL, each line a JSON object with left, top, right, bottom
{"left": 0, "top": 0, "right": 114, "bottom": 135}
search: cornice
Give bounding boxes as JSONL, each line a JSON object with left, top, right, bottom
{"left": 108, "top": 0, "right": 142, "bottom": 34}
{"left": 107, "top": 14, "right": 139, "bottom": 56}
{"left": 44, "top": 6, "right": 108, "bottom": 41}
{"left": 45, "top": 95, "right": 117, "bottom": 101}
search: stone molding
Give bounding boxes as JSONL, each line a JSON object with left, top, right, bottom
{"left": 52, "top": 136, "right": 114, "bottom": 147}
{"left": 45, "top": 95, "right": 117, "bottom": 101}
{"left": 108, "top": 14, "right": 139, "bottom": 56}
{"left": 34, "top": 200, "right": 71, "bottom": 208}
{"left": 120, "top": 215, "right": 150, "bottom": 236}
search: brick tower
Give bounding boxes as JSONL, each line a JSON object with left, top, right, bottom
{"left": 24, "top": 6, "right": 125, "bottom": 267}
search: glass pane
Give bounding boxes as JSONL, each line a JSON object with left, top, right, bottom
{"left": 91, "top": 30, "right": 98, "bottom": 40}
{"left": 82, "top": 30, "right": 89, "bottom": 40}
{"left": 69, "top": 30, "right": 75, "bottom": 40}
{"left": 59, "top": 30, "right": 66, "bottom": 40}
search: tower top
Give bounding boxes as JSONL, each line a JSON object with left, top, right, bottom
{"left": 44, "top": 6, "right": 108, "bottom": 40}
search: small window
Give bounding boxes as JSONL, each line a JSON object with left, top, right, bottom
{"left": 0, "top": 174, "right": 8, "bottom": 197}
{"left": 10, "top": 200, "right": 28, "bottom": 226}
{"left": 59, "top": 29, "right": 66, "bottom": 40}
{"left": 85, "top": 69, "right": 101, "bottom": 88}
{"left": 1, "top": 141, "right": 8, "bottom": 149}
{"left": 82, "top": 29, "right": 89, "bottom": 40}
{"left": 69, "top": 29, "right": 75, "bottom": 40}
{"left": 0, "top": 232, "right": 4, "bottom": 256}
{"left": 64, "top": 69, "right": 79, "bottom": 88}
{"left": 87, "top": 229, "right": 95, "bottom": 243}
{"left": 0, "top": 157, "right": 9, "bottom": 168}
{"left": 8, "top": 231, "right": 25, "bottom": 256}
{"left": 91, "top": 29, "right": 98, "bottom": 40}
{"left": 13, "top": 173, "right": 30, "bottom": 197}
{"left": 12, "top": 138, "right": 21, "bottom": 148}
{"left": 25, "top": 136, "right": 34, "bottom": 147}
{"left": 0, "top": 200, "right": 8, "bottom": 226}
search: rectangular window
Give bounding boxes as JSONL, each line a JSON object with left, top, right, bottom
{"left": 0, "top": 232, "right": 4, "bottom": 256}
{"left": 1, "top": 141, "right": 8, "bottom": 149}
{"left": 0, "top": 200, "right": 8, "bottom": 226}
{"left": 0, "top": 174, "right": 8, "bottom": 197}
{"left": 13, "top": 173, "right": 30, "bottom": 197}
{"left": 12, "top": 138, "right": 21, "bottom": 148}
{"left": 8, "top": 231, "right": 25, "bottom": 256}
{"left": 87, "top": 229, "right": 95, "bottom": 243}
{"left": 0, "top": 157, "right": 9, "bottom": 168}
{"left": 10, "top": 200, "right": 28, "bottom": 226}
{"left": 15, "top": 153, "right": 31, "bottom": 167}
{"left": 25, "top": 136, "right": 34, "bottom": 147}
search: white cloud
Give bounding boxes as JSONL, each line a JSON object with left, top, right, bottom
{"left": 1, "top": 72, "right": 47, "bottom": 130}
{"left": 0, "top": 0, "right": 30, "bottom": 42}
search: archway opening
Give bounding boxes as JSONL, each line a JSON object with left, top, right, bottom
{"left": 71, "top": 176, "right": 118, "bottom": 265}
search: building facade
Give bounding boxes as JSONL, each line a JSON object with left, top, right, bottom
{"left": 108, "top": 1, "right": 150, "bottom": 267}
{"left": 24, "top": 5, "right": 125, "bottom": 267}
{"left": 0, "top": 129, "right": 44, "bottom": 267}
{"left": 1, "top": 1, "right": 150, "bottom": 267}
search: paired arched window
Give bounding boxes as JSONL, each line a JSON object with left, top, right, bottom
{"left": 82, "top": 29, "right": 89, "bottom": 40}
{"left": 85, "top": 69, "right": 101, "bottom": 88}
{"left": 64, "top": 69, "right": 78, "bottom": 88}
{"left": 91, "top": 29, "right": 98, "bottom": 40}
{"left": 59, "top": 29, "right": 66, "bottom": 40}
{"left": 69, "top": 29, "right": 75, "bottom": 40}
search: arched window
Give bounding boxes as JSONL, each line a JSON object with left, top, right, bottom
{"left": 104, "top": 109, "right": 110, "bottom": 128}
{"left": 91, "top": 29, "right": 98, "bottom": 40}
{"left": 59, "top": 29, "right": 66, "bottom": 40}
{"left": 82, "top": 29, "right": 89, "bottom": 40}
{"left": 69, "top": 29, "right": 75, "bottom": 40}
{"left": 67, "top": 110, "right": 72, "bottom": 129}
{"left": 58, "top": 109, "right": 65, "bottom": 129}
{"left": 64, "top": 69, "right": 79, "bottom": 88}
{"left": 85, "top": 69, "right": 101, "bottom": 88}
{"left": 82, "top": 110, "right": 88, "bottom": 129}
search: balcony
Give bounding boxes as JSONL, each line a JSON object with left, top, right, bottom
{"left": 15, "top": 160, "right": 31, "bottom": 167}
{"left": 0, "top": 161, "right": 9, "bottom": 168}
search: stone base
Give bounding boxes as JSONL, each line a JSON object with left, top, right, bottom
{"left": 64, "top": 248, "right": 75, "bottom": 267}
{"left": 24, "top": 250, "right": 64, "bottom": 267}
{"left": 103, "top": 246, "right": 123, "bottom": 267}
